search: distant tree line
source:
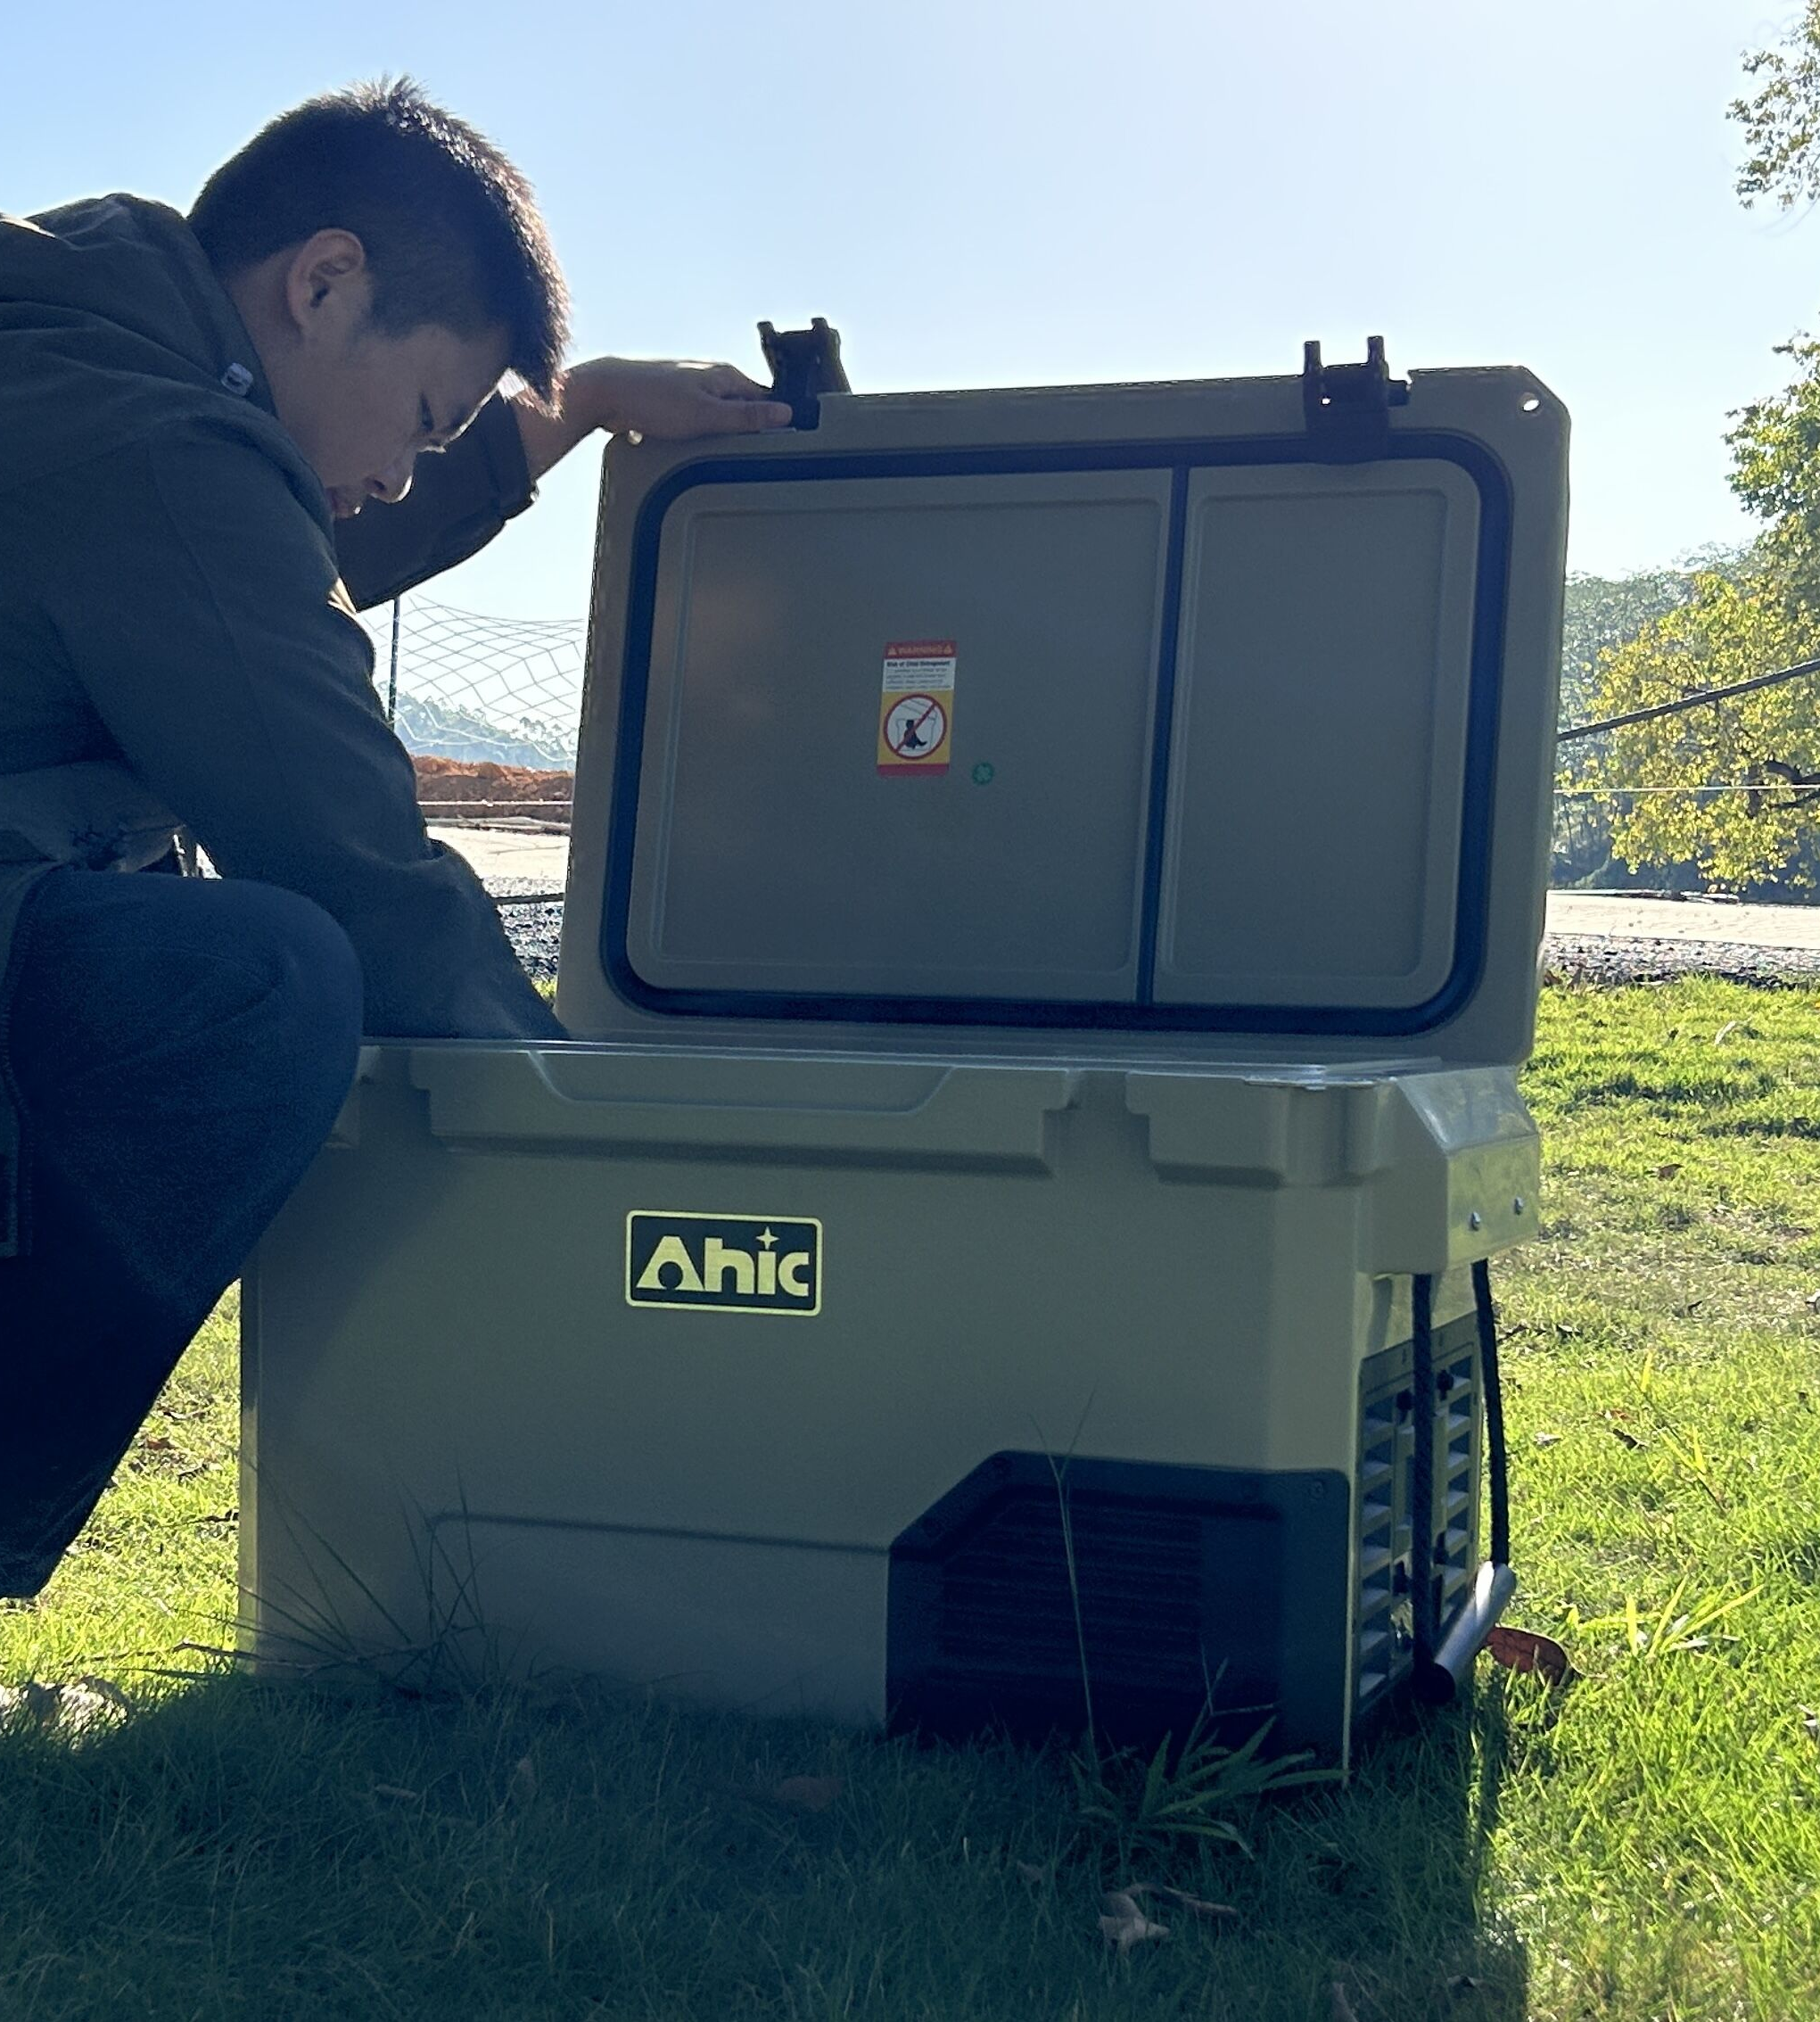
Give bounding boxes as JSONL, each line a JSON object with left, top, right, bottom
{"left": 1558, "top": 4, "right": 1820, "bottom": 897}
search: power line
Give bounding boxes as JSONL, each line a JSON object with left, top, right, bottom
{"left": 1558, "top": 652, "right": 1820, "bottom": 743}
{"left": 1554, "top": 784, "right": 1801, "bottom": 797}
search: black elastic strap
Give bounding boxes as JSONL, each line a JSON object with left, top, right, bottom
{"left": 1472, "top": 1258, "right": 1511, "bottom": 1569}
{"left": 1410, "top": 1271, "right": 1438, "bottom": 1666}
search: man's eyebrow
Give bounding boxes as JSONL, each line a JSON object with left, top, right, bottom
{"left": 416, "top": 392, "right": 465, "bottom": 443}
{"left": 441, "top": 397, "right": 490, "bottom": 444}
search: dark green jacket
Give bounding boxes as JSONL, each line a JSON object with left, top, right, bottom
{"left": 0, "top": 193, "right": 564, "bottom": 1252}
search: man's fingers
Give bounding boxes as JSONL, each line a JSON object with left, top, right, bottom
{"left": 604, "top": 362, "right": 798, "bottom": 440}
{"left": 710, "top": 365, "right": 777, "bottom": 401}
{"left": 722, "top": 399, "right": 795, "bottom": 433}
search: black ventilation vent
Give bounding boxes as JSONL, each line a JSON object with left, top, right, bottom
{"left": 1354, "top": 1314, "right": 1482, "bottom": 1723}
{"left": 1353, "top": 1385, "right": 1404, "bottom": 1713}
{"left": 888, "top": 1454, "right": 1349, "bottom": 1760}
{"left": 1436, "top": 1347, "right": 1482, "bottom": 1622}
{"left": 930, "top": 1493, "right": 1249, "bottom": 1692}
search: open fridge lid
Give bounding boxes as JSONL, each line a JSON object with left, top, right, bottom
{"left": 556, "top": 335, "right": 1569, "bottom": 1069}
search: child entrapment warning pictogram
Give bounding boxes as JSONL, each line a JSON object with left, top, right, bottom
{"left": 877, "top": 640, "right": 956, "bottom": 775}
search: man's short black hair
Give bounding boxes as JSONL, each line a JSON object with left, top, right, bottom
{"left": 189, "top": 78, "right": 569, "bottom": 407}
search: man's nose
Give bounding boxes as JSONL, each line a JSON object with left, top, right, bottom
{"left": 369, "top": 455, "right": 416, "bottom": 506}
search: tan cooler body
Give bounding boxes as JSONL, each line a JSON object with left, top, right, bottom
{"left": 242, "top": 342, "right": 1569, "bottom": 1770}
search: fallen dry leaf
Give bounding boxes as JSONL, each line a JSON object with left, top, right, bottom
{"left": 1653, "top": 1162, "right": 1683, "bottom": 1181}
{"left": 770, "top": 1775, "right": 844, "bottom": 1813}
{"left": 1126, "top": 1880, "right": 1239, "bottom": 1920}
{"left": 1099, "top": 1890, "right": 1169, "bottom": 1953}
{"left": 0, "top": 1681, "right": 61, "bottom": 1726}
{"left": 507, "top": 1754, "right": 538, "bottom": 1806}
{"left": 1330, "top": 1983, "right": 1361, "bottom": 2022}
{"left": 1533, "top": 1432, "right": 1564, "bottom": 1448}
{"left": 1169, "top": 1894, "right": 1238, "bottom": 1922}
{"left": 75, "top": 1674, "right": 133, "bottom": 1716}
{"left": 0, "top": 1678, "right": 130, "bottom": 1734}
{"left": 1485, "top": 1625, "right": 1574, "bottom": 1687}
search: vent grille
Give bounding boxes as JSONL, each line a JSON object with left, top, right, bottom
{"left": 891, "top": 1456, "right": 1353, "bottom": 1759}
{"left": 932, "top": 1494, "right": 1207, "bottom": 1687}
{"left": 1354, "top": 1316, "right": 1481, "bottom": 1718}
{"left": 1354, "top": 1385, "right": 1406, "bottom": 1711}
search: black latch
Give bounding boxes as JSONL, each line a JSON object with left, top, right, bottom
{"left": 759, "top": 317, "right": 851, "bottom": 430}
{"left": 1301, "top": 336, "right": 1409, "bottom": 462}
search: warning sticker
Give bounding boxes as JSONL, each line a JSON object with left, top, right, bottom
{"left": 877, "top": 639, "right": 955, "bottom": 774}
{"left": 882, "top": 693, "right": 948, "bottom": 764}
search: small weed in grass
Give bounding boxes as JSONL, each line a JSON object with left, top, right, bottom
{"left": 1069, "top": 1709, "right": 1332, "bottom": 1869}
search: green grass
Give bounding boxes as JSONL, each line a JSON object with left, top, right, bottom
{"left": 6, "top": 978, "right": 1820, "bottom": 2019}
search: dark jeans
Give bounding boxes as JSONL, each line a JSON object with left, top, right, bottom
{"left": 0, "top": 869, "right": 362, "bottom": 1597}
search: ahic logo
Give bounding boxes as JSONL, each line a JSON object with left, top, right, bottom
{"left": 625, "top": 1212, "right": 822, "bottom": 1316}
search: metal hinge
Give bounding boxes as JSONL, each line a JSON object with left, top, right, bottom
{"left": 759, "top": 318, "right": 851, "bottom": 431}
{"left": 1302, "top": 336, "right": 1410, "bottom": 461}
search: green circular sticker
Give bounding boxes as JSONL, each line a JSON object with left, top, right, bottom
{"left": 971, "top": 762, "right": 995, "bottom": 786}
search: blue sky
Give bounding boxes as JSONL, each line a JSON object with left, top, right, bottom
{"left": 5, "top": 0, "right": 1819, "bottom": 617}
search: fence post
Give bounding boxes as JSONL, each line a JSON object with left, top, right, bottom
{"left": 387, "top": 597, "right": 401, "bottom": 727}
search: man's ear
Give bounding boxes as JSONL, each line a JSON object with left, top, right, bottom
{"left": 282, "top": 229, "right": 370, "bottom": 342}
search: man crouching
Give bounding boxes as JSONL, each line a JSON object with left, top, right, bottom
{"left": 0, "top": 78, "right": 789, "bottom": 1597}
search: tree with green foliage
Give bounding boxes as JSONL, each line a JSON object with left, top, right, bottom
{"left": 1558, "top": 565, "right": 1721, "bottom": 728}
{"left": 1734, "top": 2, "right": 1820, "bottom": 212}
{"left": 1586, "top": 573, "right": 1820, "bottom": 887}
{"left": 1575, "top": 9, "right": 1820, "bottom": 893}
{"left": 1552, "top": 563, "right": 1734, "bottom": 887}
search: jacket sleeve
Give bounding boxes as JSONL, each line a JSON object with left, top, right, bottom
{"left": 28, "top": 432, "right": 563, "bottom": 1041}
{"left": 332, "top": 394, "right": 538, "bottom": 613}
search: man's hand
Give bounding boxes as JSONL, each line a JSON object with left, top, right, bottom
{"left": 580, "top": 357, "right": 794, "bottom": 442}
{"left": 512, "top": 356, "right": 794, "bottom": 483}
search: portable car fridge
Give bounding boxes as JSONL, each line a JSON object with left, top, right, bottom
{"left": 239, "top": 338, "right": 1569, "bottom": 1769}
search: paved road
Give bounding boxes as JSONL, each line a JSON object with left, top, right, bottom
{"left": 430, "top": 826, "right": 1820, "bottom": 955}
{"left": 431, "top": 825, "right": 568, "bottom": 887}
{"left": 1545, "top": 890, "right": 1820, "bottom": 951}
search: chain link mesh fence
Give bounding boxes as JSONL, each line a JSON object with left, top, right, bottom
{"left": 362, "top": 597, "right": 586, "bottom": 829}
